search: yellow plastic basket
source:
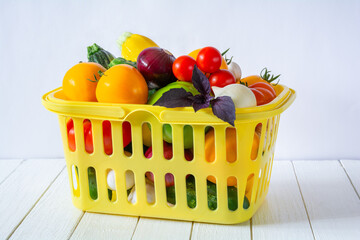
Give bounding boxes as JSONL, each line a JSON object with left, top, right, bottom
{"left": 42, "top": 84, "right": 295, "bottom": 224}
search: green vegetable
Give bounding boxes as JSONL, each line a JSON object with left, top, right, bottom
{"left": 87, "top": 43, "right": 115, "bottom": 69}
{"left": 88, "top": 167, "right": 98, "bottom": 200}
{"left": 148, "top": 81, "right": 199, "bottom": 149}
{"left": 108, "top": 57, "right": 137, "bottom": 69}
{"left": 108, "top": 189, "right": 112, "bottom": 200}
{"left": 166, "top": 176, "right": 250, "bottom": 210}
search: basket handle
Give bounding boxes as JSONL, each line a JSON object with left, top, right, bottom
{"left": 42, "top": 93, "right": 126, "bottom": 120}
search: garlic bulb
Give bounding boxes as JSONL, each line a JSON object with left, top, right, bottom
{"left": 212, "top": 84, "right": 256, "bottom": 108}
{"left": 107, "top": 170, "right": 135, "bottom": 191}
{"left": 228, "top": 61, "right": 242, "bottom": 82}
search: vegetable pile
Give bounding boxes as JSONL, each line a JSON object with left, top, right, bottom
{"left": 64, "top": 32, "right": 282, "bottom": 210}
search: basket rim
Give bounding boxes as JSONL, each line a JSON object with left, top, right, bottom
{"left": 42, "top": 84, "right": 296, "bottom": 124}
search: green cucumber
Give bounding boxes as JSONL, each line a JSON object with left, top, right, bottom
{"left": 87, "top": 43, "right": 115, "bottom": 69}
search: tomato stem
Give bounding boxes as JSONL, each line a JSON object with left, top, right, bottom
{"left": 87, "top": 74, "right": 99, "bottom": 83}
{"left": 260, "top": 68, "right": 281, "bottom": 85}
{"left": 221, "top": 48, "right": 230, "bottom": 56}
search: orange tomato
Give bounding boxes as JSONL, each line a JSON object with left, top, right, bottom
{"left": 188, "top": 48, "right": 228, "bottom": 70}
{"left": 96, "top": 64, "right": 148, "bottom": 104}
{"left": 239, "top": 75, "right": 276, "bottom": 91}
{"left": 205, "top": 128, "right": 260, "bottom": 186}
{"left": 62, "top": 62, "right": 106, "bottom": 101}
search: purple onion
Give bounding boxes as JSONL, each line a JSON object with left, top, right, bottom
{"left": 137, "top": 47, "right": 177, "bottom": 89}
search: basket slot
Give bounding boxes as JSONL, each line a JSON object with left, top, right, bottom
{"left": 106, "top": 169, "right": 117, "bottom": 202}
{"left": 70, "top": 165, "right": 80, "bottom": 197}
{"left": 87, "top": 167, "right": 98, "bottom": 200}
{"left": 102, "top": 121, "right": 113, "bottom": 155}
{"left": 214, "top": 126, "right": 226, "bottom": 164}
{"left": 164, "top": 173, "right": 175, "bottom": 207}
{"left": 142, "top": 122, "right": 152, "bottom": 154}
{"left": 66, "top": 118, "right": 76, "bottom": 152}
{"left": 227, "top": 177, "right": 238, "bottom": 211}
{"left": 207, "top": 176, "right": 218, "bottom": 210}
{"left": 186, "top": 175, "right": 197, "bottom": 209}
{"left": 225, "top": 127, "right": 237, "bottom": 163}
{"left": 144, "top": 172, "right": 156, "bottom": 205}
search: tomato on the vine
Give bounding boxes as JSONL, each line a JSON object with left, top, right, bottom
{"left": 172, "top": 55, "right": 196, "bottom": 82}
{"left": 249, "top": 82, "right": 277, "bottom": 106}
{"left": 196, "top": 47, "right": 222, "bottom": 73}
{"left": 208, "top": 69, "right": 236, "bottom": 88}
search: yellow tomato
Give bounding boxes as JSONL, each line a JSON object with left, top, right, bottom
{"left": 205, "top": 128, "right": 260, "bottom": 186}
{"left": 96, "top": 65, "right": 148, "bottom": 104}
{"left": 188, "top": 48, "right": 228, "bottom": 70}
{"left": 62, "top": 62, "right": 106, "bottom": 101}
{"left": 142, "top": 123, "right": 152, "bottom": 147}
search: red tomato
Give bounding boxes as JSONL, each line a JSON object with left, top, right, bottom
{"left": 249, "top": 82, "right": 277, "bottom": 106}
{"left": 208, "top": 69, "right": 236, "bottom": 88}
{"left": 102, "top": 121, "right": 112, "bottom": 155}
{"left": 122, "top": 121, "right": 132, "bottom": 148}
{"left": 83, "top": 120, "right": 94, "bottom": 153}
{"left": 196, "top": 47, "right": 222, "bottom": 73}
{"left": 145, "top": 141, "right": 193, "bottom": 187}
{"left": 67, "top": 119, "right": 76, "bottom": 151}
{"left": 66, "top": 119, "right": 131, "bottom": 154}
{"left": 172, "top": 55, "right": 196, "bottom": 82}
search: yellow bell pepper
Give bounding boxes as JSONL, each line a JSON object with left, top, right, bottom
{"left": 117, "top": 32, "right": 159, "bottom": 62}
{"left": 204, "top": 128, "right": 260, "bottom": 186}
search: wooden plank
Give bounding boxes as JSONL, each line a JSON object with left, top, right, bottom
{"left": 70, "top": 213, "right": 138, "bottom": 240}
{"left": 132, "top": 217, "right": 192, "bottom": 240}
{"left": 10, "top": 169, "right": 83, "bottom": 240}
{"left": 293, "top": 161, "right": 360, "bottom": 240}
{"left": 0, "top": 159, "right": 65, "bottom": 240}
{"left": 0, "top": 159, "right": 23, "bottom": 184}
{"left": 341, "top": 160, "right": 360, "bottom": 198}
{"left": 191, "top": 221, "right": 251, "bottom": 240}
{"left": 252, "top": 161, "right": 314, "bottom": 240}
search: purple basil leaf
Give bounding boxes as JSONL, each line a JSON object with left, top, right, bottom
{"left": 190, "top": 94, "right": 211, "bottom": 112}
{"left": 154, "top": 88, "right": 194, "bottom": 108}
{"left": 210, "top": 96, "right": 236, "bottom": 126}
{"left": 191, "top": 65, "right": 211, "bottom": 96}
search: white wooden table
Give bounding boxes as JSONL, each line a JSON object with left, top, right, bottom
{"left": 0, "top": 159, "right": 359, "bottom": 240}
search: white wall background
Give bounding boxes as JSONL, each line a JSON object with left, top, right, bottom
{"left": 0, "top": 0, "right": 359, "bottom": 160}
